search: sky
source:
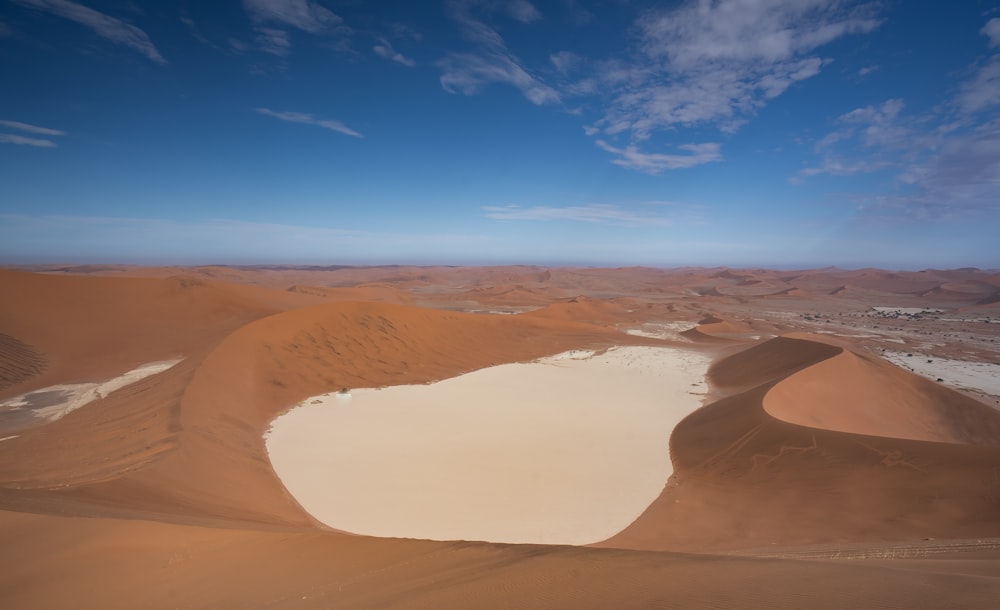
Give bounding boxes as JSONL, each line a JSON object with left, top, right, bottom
{"left": 1, "top": 0, "right": 999, "bottom": 269}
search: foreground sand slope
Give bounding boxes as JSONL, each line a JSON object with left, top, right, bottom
{"left": 603, "top": 335, "right": 1000, "bottom": 551}
{"left": 3, "top": 509, "right": 1000, "bottom": 610}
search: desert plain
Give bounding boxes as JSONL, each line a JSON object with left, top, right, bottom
{"left": 2, "top": 263, "right": 1000, "bottom": 608}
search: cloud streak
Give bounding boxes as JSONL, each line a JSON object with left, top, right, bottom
{"left": 596, "top": 140, "right": 722, "bottom": 174}
{"left": 12, "top": 0, "right": 166, "bottom": 64}
{"left": 0, "top": 120, "right": 65, "bottom": 137}
{"left": 242, "top": 0, "right": 346, "bottom": 56}
{"left": 373, "top": 38, "right": 415, "bottom": 67}
{"left": 483, "top": 203, "right": 677, "bottom": 226}
{"left": 0, "top": 119, "right": 66, "bottom": 147}
{"left": 0, "top": 134, "right": 58, "bottom": 147}
{"left": 438, "top": 0, "right": 559, "bottom": 105}
{"left": 255, "top": 108, "right": 363, "bottom": 138}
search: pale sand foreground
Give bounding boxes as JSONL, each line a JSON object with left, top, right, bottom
{"left": 266, "top": 346, "right": 711, "bottom": 545}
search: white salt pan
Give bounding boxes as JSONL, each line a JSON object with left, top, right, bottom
{"left": 0, "top": 360, "right": 182, "bottom": 423}
{"left": 881, "top": 351, "right": 1000, "bottom": 397}
{"left": 266, "top": 346, "right": 710, "bottom": 545}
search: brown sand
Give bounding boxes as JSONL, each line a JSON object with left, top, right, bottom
{"left": 1, "top": 265, "right": 999, "bottom": 608}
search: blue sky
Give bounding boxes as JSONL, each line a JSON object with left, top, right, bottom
{"left": 1, "top": 0, "right": 998, "bottom": 269}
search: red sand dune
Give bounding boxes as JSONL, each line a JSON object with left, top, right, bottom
{"left": 2, "top": 267, "right": 999, "bottom": 608}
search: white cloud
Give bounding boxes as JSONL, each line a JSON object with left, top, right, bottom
{"left": 439, "top": 0, "right": 559, "bottom": 105}
{"left": 894, "top": 123, "right": 1000, "bottom": 214}
{"left": 373, "top": 38, "right": 415, "bottom": 67}
{"left": 483, "top": 203, "right": 673, "bottom": 226}
{"left": 242, "top": 0, "right": 341, "bottom": 34}
{"left": 588, "top": 0, "right": 881, "bottom": 141}
{"left": 549, "top": 51, "right": 580, "bottom": 74}
{"left": 255, "top": 108, "right": 363, "bottom": 138}
{"left": 180, "top": 15, "right": 214, "bottom": 48}
{"left": 956, "top": 56, "right": 1000, "bottom": 114}
{"left": 0, "top": 120, "right": 65, "bottom": 136}
{"left": 506, "top": 0, "right": 542, "bottom": 24}
{"left": 242, "top": 0, "right": 346, "bottom": 56}
{"left": 0, "top": 119, "right": 65, "bottom": 147}
{"left": 438, "top": 0, "right": 882, "bottom": 174}
{"left": 254, "top": 27, "right": 290, "bottom": 56}
{"left": 798, "top": 158, "right": 892, "bottom": 178}
{"left": 0, "top": 134, "right": 58, "bottom": 147}
{"left": 639, "top": 0, "right": 881, "bottom": 69}
{"left": 596, "top": 140, "right": 722, "bottom": 174}
{"left": 983, "top": 18, "right": 1000, "bottom": 47}
{"left": 12, "top": 0, "right": 166, "bottom": 64}
{"left": 439, "top": 52, "right": 559, "bottom": 105}
{"left": 839, "top": 98, "right": 908, "bottom": 147}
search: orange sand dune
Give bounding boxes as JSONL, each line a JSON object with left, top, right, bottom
{"left": 0, "top": 269, "right": 303, "bottom": 394}
{"left": 679, "top": 315, "right": 773, "bottom": 342}
{"left": 765, "top": 346, "right": 1000, "bottom": 445}
{"left": 2, "top": 267, "right": 1000, "bottom": 608}
{"left": 603, "top": 336, "right": 1000, "bottom": 552}
{"left": 286, "top": 282, "right": 415, "bottom": 304}
{"left": 524, "top": 295, "right": 632, "bottom": 324}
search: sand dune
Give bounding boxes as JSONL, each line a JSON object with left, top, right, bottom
{"left": 602, "top": 335, "right": 1000, "bottom": 551}
{"left": 1, "top": 266, "right": 999, "bottom": 608}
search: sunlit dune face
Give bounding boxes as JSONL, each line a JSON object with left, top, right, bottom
{"left": 266, "top": 347, "right": 710, "bottom": 545}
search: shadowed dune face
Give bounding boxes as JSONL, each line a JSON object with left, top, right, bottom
{"left": 706, "top": 336, "right": 842, "bottom": 391}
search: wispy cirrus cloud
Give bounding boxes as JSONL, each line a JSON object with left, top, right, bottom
{"left": 373, "top": 37, "right": 415, "bottom": 67}
{"left": 12, "top": 0, "right": 166, "bottom": 64}
{"left": 483, "top": 203, "right": 678, "bottom": 226}
{"left": 255, "top": 107, "right": 362, "bottom": 138}
{"left": 0, "top": 119, "right": 66, "bottom": 147}
{"left": 242, "top": 0, "right": 347, "bottom": 56}
{"left": 506, "top": 0, "right": 542, "bottom": 24}
{"left": 440, "top": 0, "right": 882, "bottom": 173}
{"left": 596, "top": 140, "right": 722, "bottom": 174}
{"left": 438, "top": 0, "right": 559, "bottom": 106}
{"left": 589, "top": 0, "right": 881, "bottom": 140}
{"left": 983, "top": 18, "right": 1000, "bottom": 48}
{"left": 0, "top": 134, "right": 57, "bottom": 148}
{"left": 0, "top": 120, "right": 65, "bottom": 137}
{"left": 797, "top": 18, "right": 1000, "bottom": 219}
